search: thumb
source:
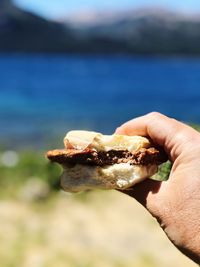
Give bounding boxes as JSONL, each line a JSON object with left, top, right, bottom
{"left": 116, "top": 112, "right": 198, "bottom": 162}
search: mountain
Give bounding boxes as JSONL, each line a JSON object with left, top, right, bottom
{"left": 0, "top": 0, "right": 76, "bottom": 52}
{"left": 73, "top": 9, "right": 200, "bottom": 55}
{"left": 1, "top": 1, "right": 200, "bottom": 55}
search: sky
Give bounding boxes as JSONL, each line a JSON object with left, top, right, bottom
{"left": 14, "top": 0, "right": 200, "bottom": 20}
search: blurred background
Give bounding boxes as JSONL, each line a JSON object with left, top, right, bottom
{"left": 0, "top": 0, "right": 199, "bottom": 266}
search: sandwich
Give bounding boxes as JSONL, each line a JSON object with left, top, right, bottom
{"left": 46, "top": 131, "right": 167, "bottom": 192}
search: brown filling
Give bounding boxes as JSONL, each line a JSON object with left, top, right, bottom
{"left": 47, "top": 147, "right": 167, "bottom": 166}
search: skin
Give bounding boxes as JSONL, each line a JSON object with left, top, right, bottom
{"left": 116, "top": 112, "right": 200, "bottom": 264}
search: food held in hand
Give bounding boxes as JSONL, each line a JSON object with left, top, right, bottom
{"left": 47, "top": 131, "right": 167, "bottom": 192}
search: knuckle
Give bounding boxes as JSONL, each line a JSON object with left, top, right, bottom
{"left": 147, "top": 111, "right": 163, "bottom": 119}
{"left": 115, "top": 127, "right": 122, "bottom": 134}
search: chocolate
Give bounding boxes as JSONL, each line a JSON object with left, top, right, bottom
{"left": 47, "top": 147, "right": 167, "bottom": 166}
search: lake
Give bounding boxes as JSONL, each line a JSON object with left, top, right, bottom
{"left": 0, "top": 54, "right": 200, "bottom": 148}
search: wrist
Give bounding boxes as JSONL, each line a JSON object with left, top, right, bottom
{"left": 161, "top": 202, "right": 200, "bottom": 264}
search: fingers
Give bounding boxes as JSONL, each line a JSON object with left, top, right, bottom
{"left": 116, "top": 112, "right": 177, "bottom": 146}
{"left": 116, "top": 112, "right": 198, "bottom": 161}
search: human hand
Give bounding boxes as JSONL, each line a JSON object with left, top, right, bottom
{"left": 116, "top": 112, "right": 200, "bottom": 264}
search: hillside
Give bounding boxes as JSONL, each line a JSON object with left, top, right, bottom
{"left": 76, "top": 9, "right": 200, "bottom": 55}
{"left": 1, "top": 1, "right": 200, "bottom": 55}
{"left": 0, "top": 0, "right": 76, "bottom": 52}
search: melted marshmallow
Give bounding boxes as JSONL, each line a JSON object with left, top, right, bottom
{"left": 64, "top": 130, "right": 150, "bottom": 153}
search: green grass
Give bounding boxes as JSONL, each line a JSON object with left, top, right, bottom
{"left": 0, "top": 150, "right": 62, "bottom": 199}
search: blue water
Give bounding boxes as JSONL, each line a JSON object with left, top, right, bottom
{"left": 0, "top": 54, "right": 200, "bottom": 148}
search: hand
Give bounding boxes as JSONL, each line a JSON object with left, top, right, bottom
{"left": 116, "top": 112, "right": 200, "bottom": 264}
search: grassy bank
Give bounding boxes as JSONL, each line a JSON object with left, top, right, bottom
{"left": 0, "top": 150, "right": 61, "bottom": 200}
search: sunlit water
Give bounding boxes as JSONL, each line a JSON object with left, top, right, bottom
{"left": 0, "top": 54, "right": 200, "bottom": 148}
